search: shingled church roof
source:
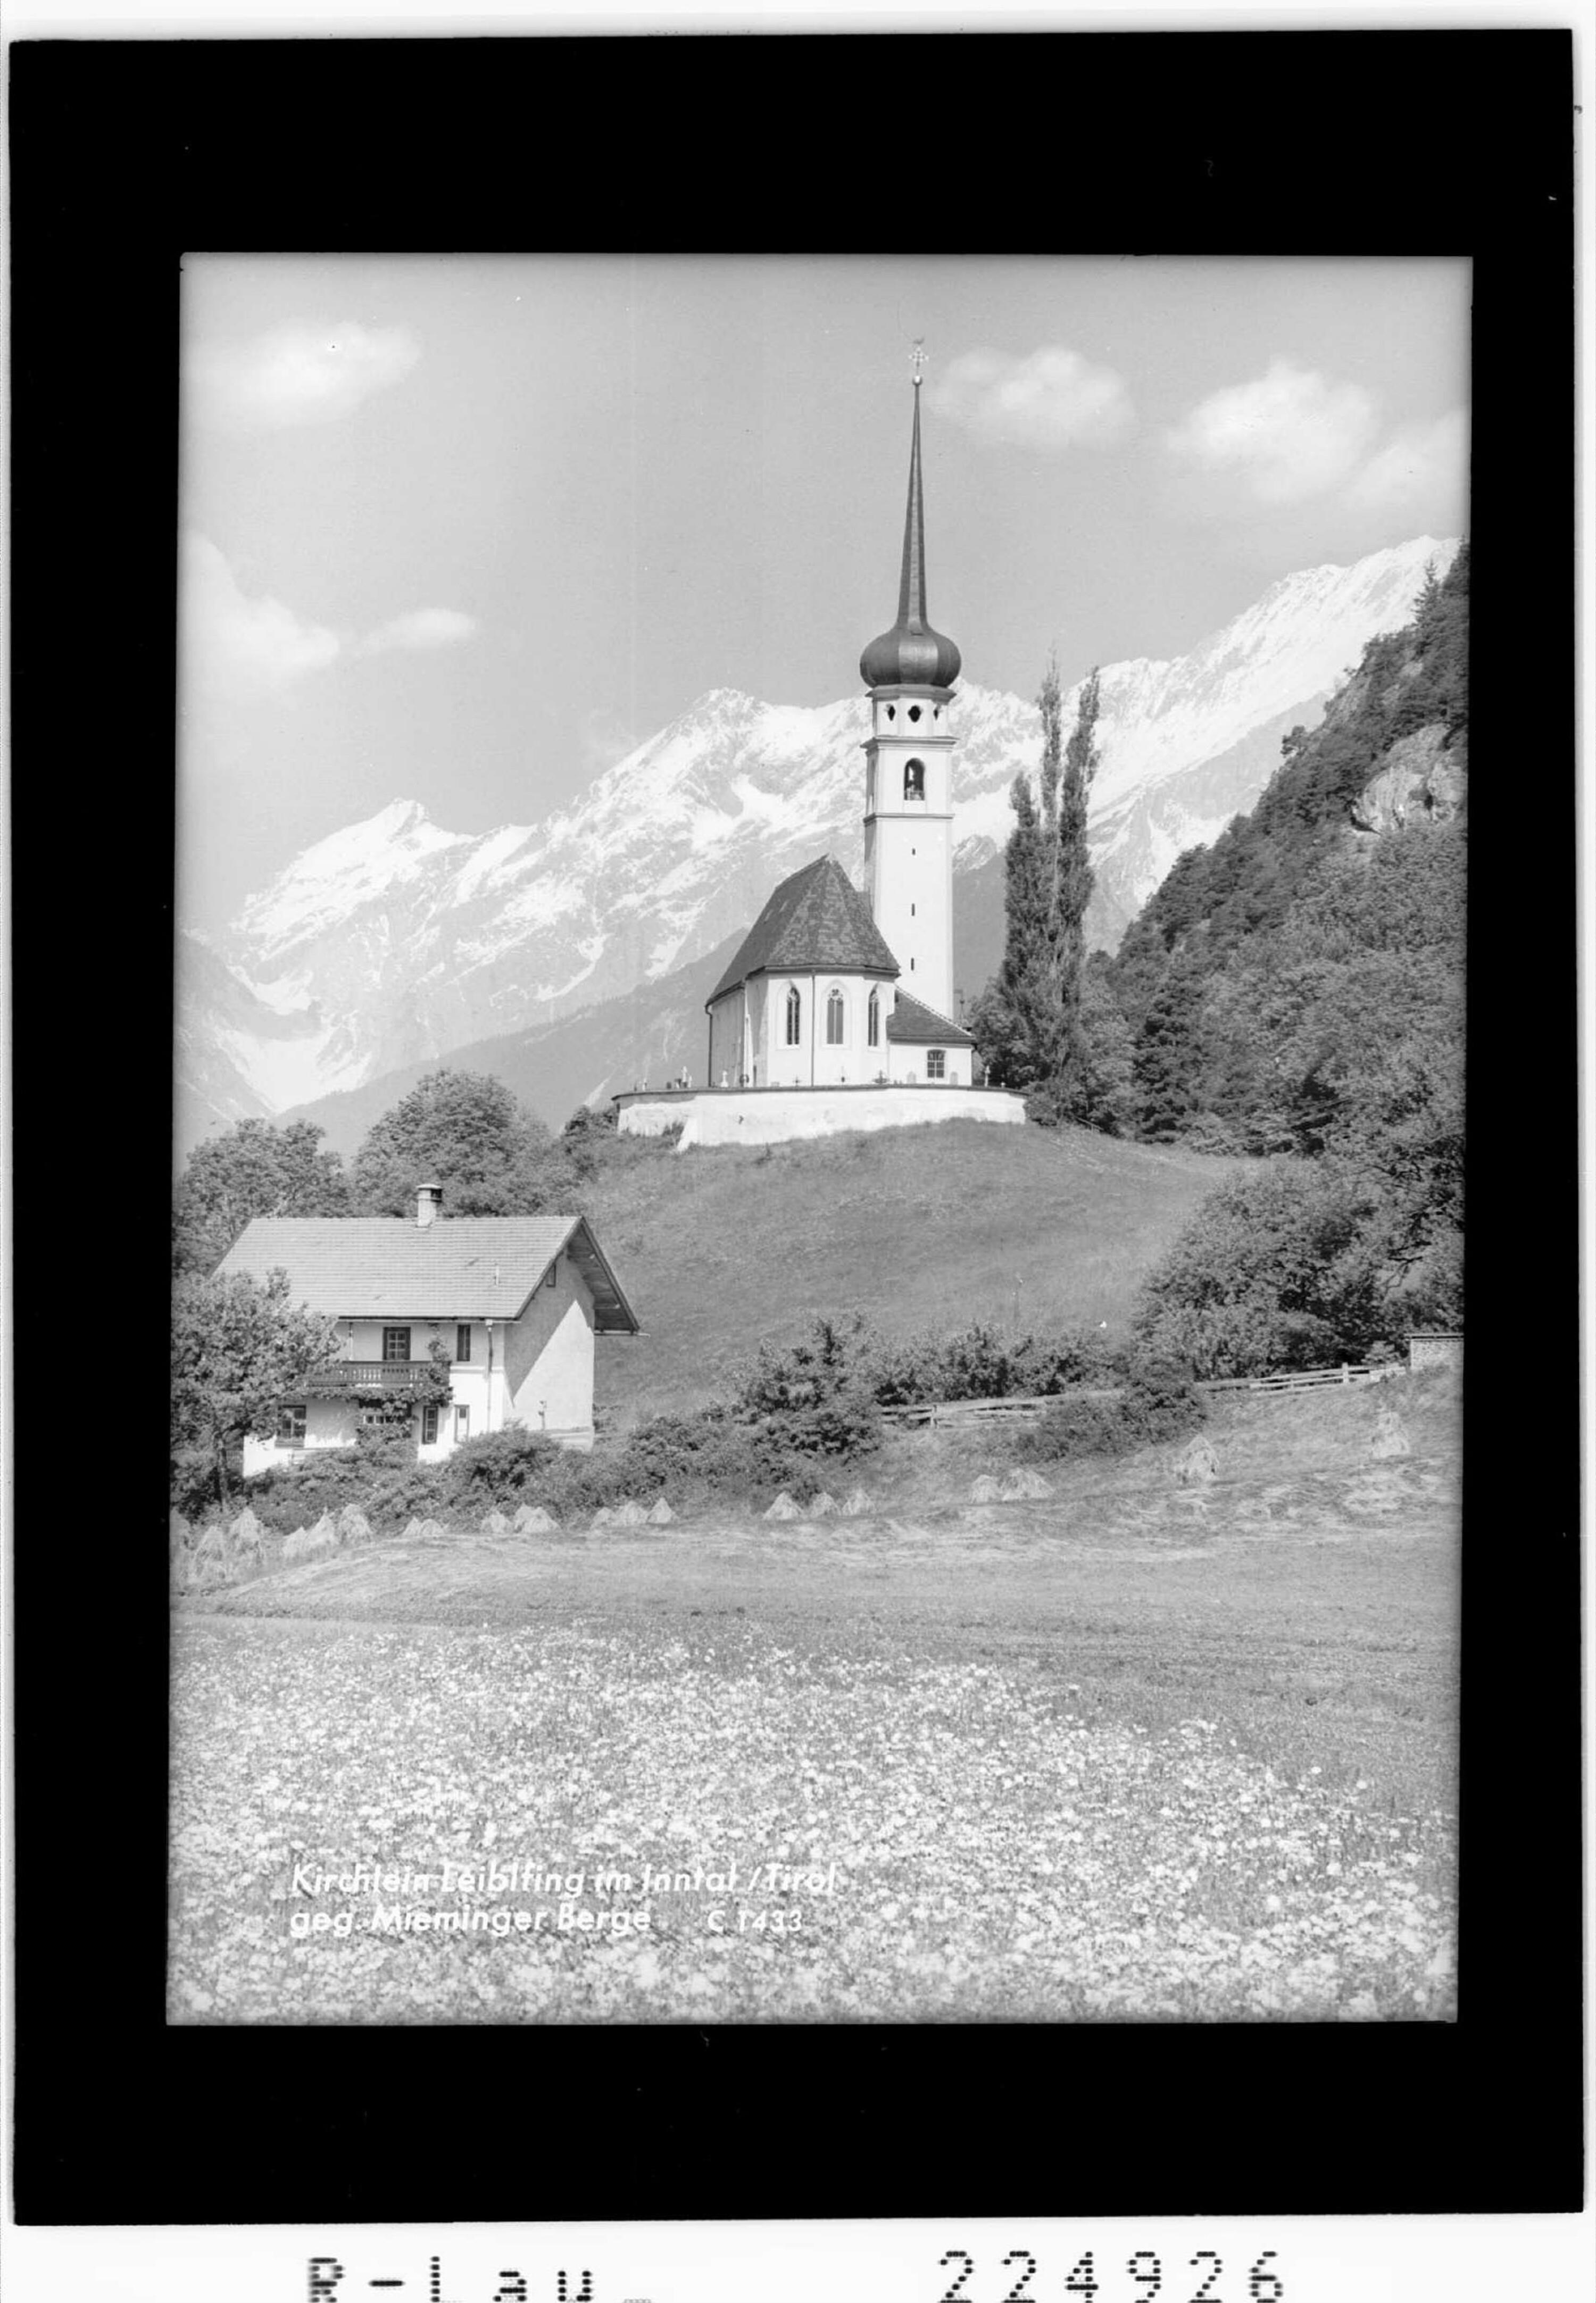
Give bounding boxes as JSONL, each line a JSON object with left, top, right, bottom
{"left": 885, "top": 990, "right": 975, "bottom": 1048}
{"left": 707, "top": 855, "right": 900, "bottom": 1007}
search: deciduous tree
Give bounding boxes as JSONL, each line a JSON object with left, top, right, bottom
{"left": 170, "top": 1268, "right": 342, "bottom": 1506}
{"left": 349, "top": 1069, "right": 560, "bottom": 1217}
{"left": 173, "top": 1118, "right": 348, "bottom": 1275}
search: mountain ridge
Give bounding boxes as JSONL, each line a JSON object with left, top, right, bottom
{"left": 178, "top": 534, "right": 1457, "bottom": 1155}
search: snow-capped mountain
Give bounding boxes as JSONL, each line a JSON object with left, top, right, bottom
{"left": 177, "top": 535, "right": 1457, "bottom": 1151}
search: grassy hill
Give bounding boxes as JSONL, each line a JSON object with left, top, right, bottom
{"left": 584, "top": 1116, "right": 1232, "bottom": 1424}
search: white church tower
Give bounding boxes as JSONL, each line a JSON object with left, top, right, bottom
{"left": 858, "top": 353, "right": 961, "bottom": 1026}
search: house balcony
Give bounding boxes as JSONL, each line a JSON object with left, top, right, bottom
{"left": 304, "top": 1360, "right": 435, "bottom": 1398}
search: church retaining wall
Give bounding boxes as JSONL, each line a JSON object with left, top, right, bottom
{"left": 613, "top": 1083, "right": 1026, "bottom": 1149}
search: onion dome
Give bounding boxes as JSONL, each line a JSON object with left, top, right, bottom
{"left": 859, "top": 378, "right": 962, "bottom": 691}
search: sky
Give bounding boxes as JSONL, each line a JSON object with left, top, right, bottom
{"left": 179, "top": 254, "right": 1469, "bottom": 933}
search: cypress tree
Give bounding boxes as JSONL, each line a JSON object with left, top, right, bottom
{"left": 991, "top": 770, "right": 1055, "bottom": 1087}
{"left": 1037, "top": 648, "right": 1063, "bottom": 839}
{"left": 1051, "top": 666, "right": 1101, "bottom": 1117}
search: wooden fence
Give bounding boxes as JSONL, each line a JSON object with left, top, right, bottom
{"left": 598, "top": 1364, "right": 1394, "bottom": 1446}
{"left": 880, "top": 1391, "right": 1120, "bottom": 1432}
{"left": 878, "top": 1362, "right": 1393, "bottom": 1429}
{"left": 1195, "top": 1362, "right": 1392, "bottom": 1395}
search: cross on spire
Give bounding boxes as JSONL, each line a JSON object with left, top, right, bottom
{"left": 910, "top": 338, "right": 928, "bottom": 386}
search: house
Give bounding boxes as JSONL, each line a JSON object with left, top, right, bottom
{"left": 216, "top": 1185, "right": 639, "bottom": 1475}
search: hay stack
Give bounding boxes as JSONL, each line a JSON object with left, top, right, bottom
{"left": 305, "top": 1513, "right": 338, "bottom": 1554}
{"left": 841, "top": 1488, "right": 872, "bottom": 1517}
{"left": 418, "top": 1516, "right": 450, "bottom": 1540}
{"left": 169, "top": 1510, "right": 192, "bottom": 1550}
{"left": 282, "top": 1526, "right": 312, "bottom": 1559}
{"left": 968, "top": 1474, "right": 1003, "bottom": 1502}
{"left": 513, "top": 1503, "right": 560, "bottom": 1532}
{"left": 194, "top": 1522, "right": 230, "bottom": 1565}
{"left": 763, "top": 1492, "right": 802, "bottom": 1521}
{"left": 338, "top": 1504, "right": 374, "bottom": 1545}
{"left": 1174, "top": 1435, "right": 1220, "bottom": 1487}
{"left": 481, "top": 1509, "right": 511, "bottom": 1534}
{"left": 590, "top": 1506, "right": 616, "bottom": 1529}
{"left": 400, "top": 1516, "right": 427, "bottom": 1541}
{"left": 612, "top": 1499, "right": 650, "bottom": 1527}
{"left": 999, "top": 1468, "right": 1054, "bottom": 1501}
{"left": 646, "top": 1497, "right": 675, "bottom": 1525}
{"left": 804, "top": 1491, "right": 839, "bottom": 1518}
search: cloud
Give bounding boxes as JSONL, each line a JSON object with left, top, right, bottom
{"left": 182, "top": 533, "right": 342, "bottom": 698}
{"left": 927, "top": 346, "right": 1135, "bottom": 449}
{"left": 182, "top": 536, "right": 477, "bottom": 700}
{"left": 1165, "top": 360, "right": 1379, "bottom": 505}
{"left": 187, "top": 319, "right": 420, "bottom": 433}
{"left": 579, "top": 705, "right": 639, "bottom": 772}
{"left": 1345, "top": 408, "right": 1469, "bottom": 519}
{"left": 357, "top": 608, "right": 477, "bottom": 656}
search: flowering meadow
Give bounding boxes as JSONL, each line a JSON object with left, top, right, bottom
{"left": 169, "top": 1460, "right": 1457, "bottom": 2024}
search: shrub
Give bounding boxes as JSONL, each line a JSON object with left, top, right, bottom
{"left": 1134, "top": 1159, "right": 1386, "bottom": 1378}
{"left": 242, "top": 1450, "right": 377, "bottom": 1534}
{"left": 1018, "top": 1357, "right": 1205, "bottom": 1464}
{"left": 363, "top": 1463, "right": 446, "bottom": 1532}
{"left": 729, "top": 1316, "right": 885, "bottom": 1465}
{"left": 439, "top": 1425, "right": 564, "bottom": 1503}
{"left": 864, "top": 1320, "right": 1121, "bottom": 1407}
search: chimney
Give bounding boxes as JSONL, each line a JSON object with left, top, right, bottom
{"left": 415, "top": 1180, "right": 443, "bottom": 1228}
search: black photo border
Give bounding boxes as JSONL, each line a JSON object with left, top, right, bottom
{"left": 9, "top": 25, "right": 1580, "bottom": 2225}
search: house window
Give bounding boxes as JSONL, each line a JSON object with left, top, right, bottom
{"left": 826, "top": 987, "right": 845, "bottom": 1044}
{"left": 927, "top": 1049, "right": 946, "bottom": 1079}
{"left": 421, "top": 1404, "right": 439, "bottom": 1445}
{"left": 456, "top": 1323, "right": 471, "bottom": 1361}
{"left": 904, "top": 759, "right": 925, "bottom": 800}
{"left": 785, "top": 985, "right": 801, "bottom": 1045}
{"left": 383, "top": 1326, "right": 411, "bottom": 1362}
{"left": 277, "top": 1404, "right": 306, "bottom": 1446}
{"left": 544, "top": 1258, "right": 558, "bottom": 1288}
{"left": 868, "top": 988, "right": 880, "bottom": 1047}
{"left": 455, "top": 1404, "right": 471, "bottom": 1442}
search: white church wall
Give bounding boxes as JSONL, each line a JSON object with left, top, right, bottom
{"left": 886, "top": 1038, "right": 972, "bottom": 1086}
{"left": 714, "top": 971, "right": 896, "bottom": 1090}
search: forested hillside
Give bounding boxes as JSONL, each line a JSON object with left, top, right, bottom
{"left": 1103, "top": 546, "right": 1467, "bottom": 1369}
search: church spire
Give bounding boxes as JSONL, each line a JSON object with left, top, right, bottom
{"left": 859, "top": 355, "right": 962, "bottom": 692}
{"left": 897, "top": 350, "right": 930, "bottom": 630}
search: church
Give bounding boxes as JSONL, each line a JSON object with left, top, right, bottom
{"left": 615, "top": 369, "right": 1024, "bottom": 1150}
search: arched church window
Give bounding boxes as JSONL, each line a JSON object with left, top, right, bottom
{"left": 904, "top": 758, "right": 926, "bottom": 801}
{"left": 867, "top": 989, "right": 880, "bottom": 1048}
{"left": 826, "top": 987, "right": 845, "bottom": 1045}
{"left": 785, "top": 985, "right": 801, "bottom": 1046}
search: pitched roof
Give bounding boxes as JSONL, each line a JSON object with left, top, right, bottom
{"left": 215, "top": 1213, "right": 639, "bottom": 1331}
{"left": 885, "top": 990, "right": 975, "bottom": 1047}
{"left": 708, "top": 855, "right": 900, "bottom": 1006}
